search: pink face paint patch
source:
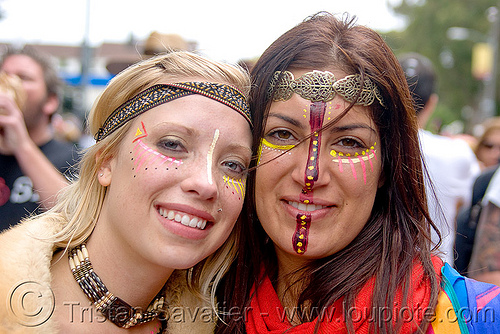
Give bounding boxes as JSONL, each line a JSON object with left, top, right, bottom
{"left": 293, "top": 213, "right": 311, "bottom": 254}
{"left": 347, "top": 156, "right": 357, "bottom": 180}
{"left": 330, "top": 143, "right": 377, "bottom": 184}
{"left": 132, "top": 140, "right": 182, "bottom": 175}
{"left": 359, "top": 156, "right": 367, "bottom": 184}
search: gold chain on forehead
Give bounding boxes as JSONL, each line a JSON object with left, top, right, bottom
{"left": 268, "top": 70, "right": 385, "bottom": 107}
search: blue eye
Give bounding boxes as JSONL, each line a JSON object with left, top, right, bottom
{"left": 223, "top": 160, "right": 247, "bottom": 175}
{"left": 158, "top": 138, "right": 186, "bottom": 152}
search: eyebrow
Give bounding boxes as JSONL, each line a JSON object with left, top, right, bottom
{"left": 268, "top": 113, "right": 305, "bottom": 129}
{"left": 151, "top": 122, "right": 197, "bottom": 136}
{"left": 227, "top": 143, "right": 253, "bottom": 156}
{"left": 268, "top": 113, "right": 377, "bottom": 135}
{"left": 329, "top": 123, "right": 377, "bottom": 135}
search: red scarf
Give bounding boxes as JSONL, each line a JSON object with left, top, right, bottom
{"left": 246, "top": 257, "right": 443, "bottom": 334}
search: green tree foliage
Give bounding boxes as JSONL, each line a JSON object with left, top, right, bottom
{"left": 383, "top": 0, "right": 499, "bottom": 132}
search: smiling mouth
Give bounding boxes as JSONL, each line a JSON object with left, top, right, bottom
{"left": 287, "top": 201, "right": 328, "bottom": 212}
{"left": 158, "top": 208, "right": 208, "bottom": 230}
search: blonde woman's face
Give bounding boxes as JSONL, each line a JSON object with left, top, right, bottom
{"left": 478, "top": 129, "right": 500, "bottom": 168}
{"left": 98, "top": 94, "right": 252, "bottom": 270}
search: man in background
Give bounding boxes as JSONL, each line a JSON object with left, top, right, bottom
{"left": 0, "top": 46, "right": 78, "bottom": 230}
{"left": 399, "top": 52, "right": 481, "bottom": 265}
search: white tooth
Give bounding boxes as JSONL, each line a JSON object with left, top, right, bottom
{"left": 298, "top": 203, "right": 307, "bottom": 211}
{"left": 159, "top": 208, "right": 164, "bottom": 217}
{"left": 306, "top": 204, "right": 316, "bottom": 211}
{"left": 289, "top": 201, "right": 299, "bottom": 209}
{"left": 174, "top": 214, "right": 182, "bottom": 222}
{"left": 167, "top": 211, "right": 175, "bottom": 219}
{"left": 189, "top": 217, "right": 198, "bottom": 227}
{"left": 181, "top": 215, "right": 190, "bottom": 226}
{"left": 200, "top": 220, "right": 207, "bottom": 229}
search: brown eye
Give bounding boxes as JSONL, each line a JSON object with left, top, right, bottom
{"left": 340, "top": 138, "right": 359, "bottom": 147}
{"left": 276, "top": 130, "right": 292, "bottom": 140}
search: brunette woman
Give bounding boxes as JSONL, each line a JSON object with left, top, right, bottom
{"left": 217, "top": 12, "right": 500, "bottom": 334}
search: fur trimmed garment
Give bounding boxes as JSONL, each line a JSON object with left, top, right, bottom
{"left": 0, "top": 218, "right": 216, "bottom": 333}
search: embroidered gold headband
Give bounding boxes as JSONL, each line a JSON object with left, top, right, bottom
{"left": 268, "top": 70, "right": 385, "bottom": 107}
{"left": 95, "top": 82, "right": 251, "bottom": 142}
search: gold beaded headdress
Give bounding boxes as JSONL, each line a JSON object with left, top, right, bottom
{"left": 268, "top": 70, "right": 385, "bottom": 107}
{"left": 95, "top": 82, "right": 251, "bottom": 142}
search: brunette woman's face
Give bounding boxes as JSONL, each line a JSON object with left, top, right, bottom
{"left": 98, "top": 93, "right": 252, "bottom": 270}
{"left": 255, "top": 70, "right": 383, "bottom": 264}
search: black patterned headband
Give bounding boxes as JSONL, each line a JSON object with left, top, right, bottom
{"left": 95, "top": 82, "right": 251, "bottom": 142}
{"left": 268, "top": 70, "right": 385, "bottom": 107}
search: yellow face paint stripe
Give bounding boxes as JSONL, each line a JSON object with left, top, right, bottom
{"left": 330, "top": 150, "right": 377, "bottom": 164}
{"left": 261, "top": 138, "right": 296, "bottom": 150}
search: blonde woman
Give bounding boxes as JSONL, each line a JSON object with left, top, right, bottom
{"left": 0, "top": 51, "right": 252, "bottom": 333}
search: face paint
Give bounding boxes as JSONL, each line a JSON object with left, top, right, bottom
{"left": 130, "top": 123, "right": 182, "bottom": 175}
{"left": 295, "top": 102, "right": 327, "bottom": 255}
{"left": 132, "top": 140, "right": 183, "bottom": 175}
{"left": 223, "top": 175, "right": 246, "bottom": 201}
{"left": 257, "top": 138, "right": 295, "bottom": 165}
{"left": 207, "top": 129, "right": 220, "bottom": 185}
{"left": 293, "top": 213, "right": 311, "bottom": 254}
{"left": 303, "top": 102, "right": 326, "bottom": 192}
{"left": 133, "top": 121, "right": 148, "bottom": 143}
{"left": 330, "top": 143, "right": 377, "bottom": 184}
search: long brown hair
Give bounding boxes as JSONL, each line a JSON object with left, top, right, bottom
{"left": 216, "top": 12, "right": 440, "bottom": 334}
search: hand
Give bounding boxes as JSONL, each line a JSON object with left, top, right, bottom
{"left": 0, "top": 91, "right": 31, "bottom": 155}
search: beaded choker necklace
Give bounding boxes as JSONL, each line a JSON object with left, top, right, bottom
{"left": 68, "top": 244, "right": 166, "bottom": 329}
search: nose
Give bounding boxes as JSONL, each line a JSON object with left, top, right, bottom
{"left": 179, "top": 162, "right": 219, "bottom": 201}
{"left": 290, "top": 139, "right": 332, "bottom": 192}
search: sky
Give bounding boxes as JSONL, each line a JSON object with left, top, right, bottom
{"left": 0, "top": 0, "right": 406, "bottom": 64}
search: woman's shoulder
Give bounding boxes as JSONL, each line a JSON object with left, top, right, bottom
{"left": 0, "top": 217, "right": 60, "bottom": 333}
{"left": 430, "top": 263, "right": 500, "bottom": 333}
{"left": 163, "top": 270, "right": 216, "bottom": 334}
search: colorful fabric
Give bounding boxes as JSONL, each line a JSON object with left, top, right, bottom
{"left": 427, "top": 263, "right": 500, "bottom": 333}
{"left": 245, "top": 257, "right": 442, "bottom": 333}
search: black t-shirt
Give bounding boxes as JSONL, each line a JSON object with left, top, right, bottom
{"left": 0, "top": 139, "right": 79, "bottom": 231}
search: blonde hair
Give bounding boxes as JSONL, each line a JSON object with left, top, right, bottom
{"left": 31, "top": 50, "right": 250, "bottom": 304}
{"left": 474, "top": 116, "right": 500, "bottom": 155}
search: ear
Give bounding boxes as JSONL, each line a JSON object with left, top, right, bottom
{"left": 96, "top": 151, "right": 113, "bottom": 187}
{"left": 42, "top": 94, "right": 59, "bottom": 116}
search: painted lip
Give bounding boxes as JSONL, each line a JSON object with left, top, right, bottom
{"left": 281, "top": 197, "right": 335, "bottom": 221}
{"left": 154, "top": 202, "right": 216, "bottom": 240}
